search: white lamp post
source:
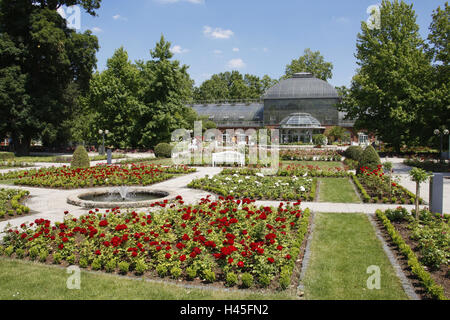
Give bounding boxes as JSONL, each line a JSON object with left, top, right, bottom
{"left": 434, "top": 128, "right": 449, "bottom": 162}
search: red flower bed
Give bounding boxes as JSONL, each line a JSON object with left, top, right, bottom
{"left": 1, "top": 196, "right": 310, "bottom": 289}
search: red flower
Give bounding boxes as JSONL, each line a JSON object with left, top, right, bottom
{"left": 228, "top": 257, "right": 234, "bottom": 264}
{"left": 95, "top": 250, "right": 101, "bottom": 255}
{"left": 237, "top": 261, "right": 244, "bottom": 268}
{"left": 267, "top": 257, "right": 275, "bottom": 264}
{"left": 179, "top": 255, "right": 186, "bottom": 262}
{"left": 165, "top": 253, "right": 172, "bottom": 259}
{"left": 99, "top": 220, "right": 108, "bottom": 227}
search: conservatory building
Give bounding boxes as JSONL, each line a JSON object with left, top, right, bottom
{"left": 189, "top": 72, "right": 362, "bottom": 143}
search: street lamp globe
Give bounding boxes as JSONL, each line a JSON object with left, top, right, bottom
{"left": 444, "top": 129, "right": 449, "bottom": 135}
{"left": 105, "top": 130, "right": 109, "bottom": 135}
{"left": 99, "top": 129, "right": 103, "bottom": 135}
{"left": 434, "top": 129, "right": 440, "bottom": 135}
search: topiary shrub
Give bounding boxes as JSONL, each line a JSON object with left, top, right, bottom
{"left": 71, "top": 145, "right": 90, "bottom": 168}
{"left": 241, "top": 272, "right": 254, "bottom": 288}
{"left": 154, "top": 143, "right": 173, "bottom": 158}
{"left": 344, "top": 146, "right": 363, "bottom": 161}
{"left": 312, "top": 134, "right": 327, "bottom": 146}
{"left": 358, "top": 145, "right": 381, "bottom": 174}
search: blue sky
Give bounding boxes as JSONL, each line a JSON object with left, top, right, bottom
{"left": 69, "top": 0, "right": 446, "bottom": 87}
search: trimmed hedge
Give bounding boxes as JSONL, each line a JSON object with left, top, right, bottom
{"left": 351, "top": 175, "right": 371, "bottom": 203}
{"left": 344, "top": 146, "right": 363, "bottom": 161}
{"left": 0, "top": 152, "right": 14, "bottom": 161}
{"left": 70, "top": 145, "right": 90, "bottom": 168}
{"left": 154, "top": 143, "right": 173, "bottom": 158}
{"left": 376, "top": 210, "right": 447, "bottom": 300}
{"left": 358, "top": 146, "right": 381, "bottom": 173}
{"left": 279, "top": 208, "right": 311, "bottom": 289}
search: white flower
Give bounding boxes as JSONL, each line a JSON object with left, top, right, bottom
{"left": 238, "top": 180, "right": 243, "bottom": 183}
{"left": 300, "top": 186, "right": 306, "bottom": 192}
{"left": 255, "top": 173, "right": 264, "bottom": 178}
{"left": 233, "top": 174, "right": 239, "bottom": 177}
{"left": 303, "top": 173, "right": 308, "bottom": 177}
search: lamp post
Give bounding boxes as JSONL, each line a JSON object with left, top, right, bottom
{"left": 98, "top": 129, "right": 109, "bottom": 156}
{"left": 434, "top": 128, "right": 449, "bottom": 163}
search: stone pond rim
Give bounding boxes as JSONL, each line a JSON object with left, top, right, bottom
{"left": 67, "top": 188, "right": 175, "bottom": 209}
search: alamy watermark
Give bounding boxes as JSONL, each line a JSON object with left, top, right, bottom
{"left": 366, "top": 4, "right": 381, "bottom": 30}
{"left": 57, "top": 5, "right": 81, "bottom": 30}
{"left": 171, "top": 121, "right": 280, "bottom": 175}
{"left": 366, "top": 265, "right": 381, "bottom": 290}
{"left": 66, "top": 265, "right": 81, "bottom": 290}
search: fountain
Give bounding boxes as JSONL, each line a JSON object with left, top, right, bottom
{"left": 67, "top": 187, "right": 175, "bottom": 209}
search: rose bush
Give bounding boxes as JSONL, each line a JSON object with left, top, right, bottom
{"left": 0, "top": 196, "right": 310, "bottom": 289}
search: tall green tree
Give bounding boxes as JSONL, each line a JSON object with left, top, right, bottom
{"left": 338, "top": 0, "right": 433, "bottom": 152}
{"left": 284, "top": 48, "right": 333, "bottom": 81}
{"left": 193, "top": 71, "right": 276, "bottom": 102}
{"left": 0, "top": 0, "right": 100, "bottom": 155}
{"left": 134, "top": 35, "right": 195, "bottom": 148}
{"left": 417, "top": 2, "right": 450, "bottom": 146}
{"left": 83, "top": 47, "right": 142, "bottom": 149}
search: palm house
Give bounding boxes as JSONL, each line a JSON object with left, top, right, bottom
{"left": 189, "top": 72, "right": 358, "bottom": 144}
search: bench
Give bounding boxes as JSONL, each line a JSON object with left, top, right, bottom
{"left": 212, "top": 151, "right": 245, "bottom": 167}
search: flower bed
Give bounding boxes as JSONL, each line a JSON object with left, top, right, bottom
{"left": 188, "top": 173, "right": 316, "bottom": 201}
{"left": 280, "top": 149, "right": 342, "bottom": 162}
{"left": 376, "top": 208, "right": 448, "bottom": 300}
{"left": 0, "top": 164, "right": 195, "bottom": 189}
{"left": 355, "top": 166, "right": 422, "bottom": 204}
{"left": 222, "top": 164, "right": 349, "bottom": 178}
{"left": 0, "top": 188, "right": 30, "bottom": 220}
{"left": 0, "top": 196, "right": 310, "bottom": 290}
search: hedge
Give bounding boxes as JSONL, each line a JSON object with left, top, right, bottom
{"left": 376, "top": 210, "right": 447, "bottom": 300}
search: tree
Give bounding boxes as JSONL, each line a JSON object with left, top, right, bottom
{"left": 284, "top": 48, "right": 333, "bottom": 81}
{"left": 416, "top": 3, "right": 450, "bottom": 147}
{"left": 324, "top": 126, "right": 350, "bottom": 144}
{"left": 0, "top": 0, "right": 100, "bottom": 155}
{"left": 134, "top": 35, "right": 195, "bottom": 148}
{"left": 409, "top": 167, "right": 431, "bottom": 219}
{"left": 338, "top": 0, "right": 433, "bottom": 152}
{"left": 193, "top": 71, "right": 277, "bottom": 102}
{"left": 84, "top": 47, "right": 142, "bottom": 149}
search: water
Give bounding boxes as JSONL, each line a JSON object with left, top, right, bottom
{"left": 80, "top": 192, "right": 163, "bottom": 203}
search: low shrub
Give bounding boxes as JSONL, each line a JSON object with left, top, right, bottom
{"left": 202, "top": 269, "right": 216, "bottom": 283}
{"left": 154, "top": 143, "right": 173, "bottom": 158}
{"left": 135, "top": 260, "right": 148, "bottom": 275}
{"left": 71, "top": 145, "right": 90, "bottom": 169}
{"left": 118, "top": 261, "right": 129, "bottom": 274}
{"left": 0, "top": 152, "right": 14, "bottom": 160}
{"left": 170, "top": 266, "right": 182, "bottom": 279}
{"left": 225, "top": 272, "right": 238, "bottom": 287}
{"left": 241, "top": 272, "right": 254, "bottom": 288}
{"left": 105, "top": 259, "right": 117, "bottom": 273}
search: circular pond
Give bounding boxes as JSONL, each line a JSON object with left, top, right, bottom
{"left": 67, "top": 188, "right": 174, "bottom": 209}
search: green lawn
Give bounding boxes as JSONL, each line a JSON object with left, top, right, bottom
{"left": 302, "top": 213, "right": 408, "bottom": 300}
{"left": 0, "top": 258, "right": 295, "bottom": 300}
{"left": 281, "top": 160, "right": 343, "bottom": 170}
{"left": 318, "top": 178, "right": 361, "bottom": 203}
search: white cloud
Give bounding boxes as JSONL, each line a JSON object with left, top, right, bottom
{"left": 263, "top": 47, "right": 269, "bottom": 52}
{"left": 333, "top": 16, "right": 350, "bottom": 24}
{"left": 91, "top": 27, "right": 103, "bottom": 34}
{"left": 113, "top": 14, "right": 128, "bottom": 21}
{"left": 170, "top": 45, "right": 189, "bottom": 54}
{"left": 203, "top": 26, "right": 234, "bottom": 39}
{"left": 227, "top": 58, "right": 246, "bottom": 69}
{"left": 213, "top": 49, "right": 222, "bottom": 55}
{"left": 232, "top": 47, "right": 240, "bottom": 52}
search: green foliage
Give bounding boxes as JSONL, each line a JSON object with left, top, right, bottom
{"left": 376, "top": 209, "right": 447, "bottom": 300}
{"left": 170, "top": 266, "right": 182, "bottom": 279}
{"left": 156, "top": 264, "right": 168, "bottom": 278}
{"left": 324, "top": 126, "right": 350, "bottom": 143}
{"left": 105, "top": 259, "right": 117, "bottom": 273}
{"left": 29, "top": 247, "right": 39, "bottom": 260}
{"left": 118, "top": 261, "right": 129, "bottom": 274}
{"left": 4, "top": 246, "right": 14, "bottom": 257}
{"left": 53, "top": 252, "right": 62, "bottom": 264}
{"left": 79, "top": 257, "right": 89, "bottom": 268}
{"left": 71, "top": 145, "right": 90, "bottom": 168}
{"left": 284, "top": 48, "right": 333, "bottom": 81}
{"left": 225, "top": 272, "right": 238, "bottom": 287}
{"left": 240, "top": 273, "right": 254, "bottom": 288}
{"left": 202, "top": 269, "right": 216, "bottom": 283}
{"left": 312, "top": 134, "right": 327, "bottom": 146}
{"left": 358, "top": 146, "right": 381, "bottom": 173}
{"left": 185, "top": 266, "right": 197, "bottom": 280}
{"left": 135, "top": 259, "right": 148, "bottom": 275}
{"left": 0, "top": 152, "right": 14, "bottom": 160}
{"left": 0, "top": 1, "right": 100, "bottom": 155}
{"left": 344, "top": 146, "right": 364, "bottom": 161}
{"left": 39, "top": 249, "right": 49, "bottom": 263}
{"left": 193, "top": 71, "right": 277, "bottom": 102}
{"left": 385, "top": 207, "right": 410, "bottom": 221}
{"left": 154, "top": 143, "right": 173, "bottom": 158}
{"left": 338, "top": 0, "right": 436, "bottom": 151}
{"left": 258, "top": 273, "right": 272, "bottom": 288}
{"left": 91, "top": 258, "right": 102, "bottom": 270}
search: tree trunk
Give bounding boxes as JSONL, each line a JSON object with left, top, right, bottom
{"left": 415, "top": 183, "right": 420, "bottom": 220}
{"left": 11, "top": 133, "right": 31, "bottom": 156}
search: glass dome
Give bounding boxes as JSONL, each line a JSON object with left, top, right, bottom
{"left": 279, "top": 113, "right": 323, "bottom": 128}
